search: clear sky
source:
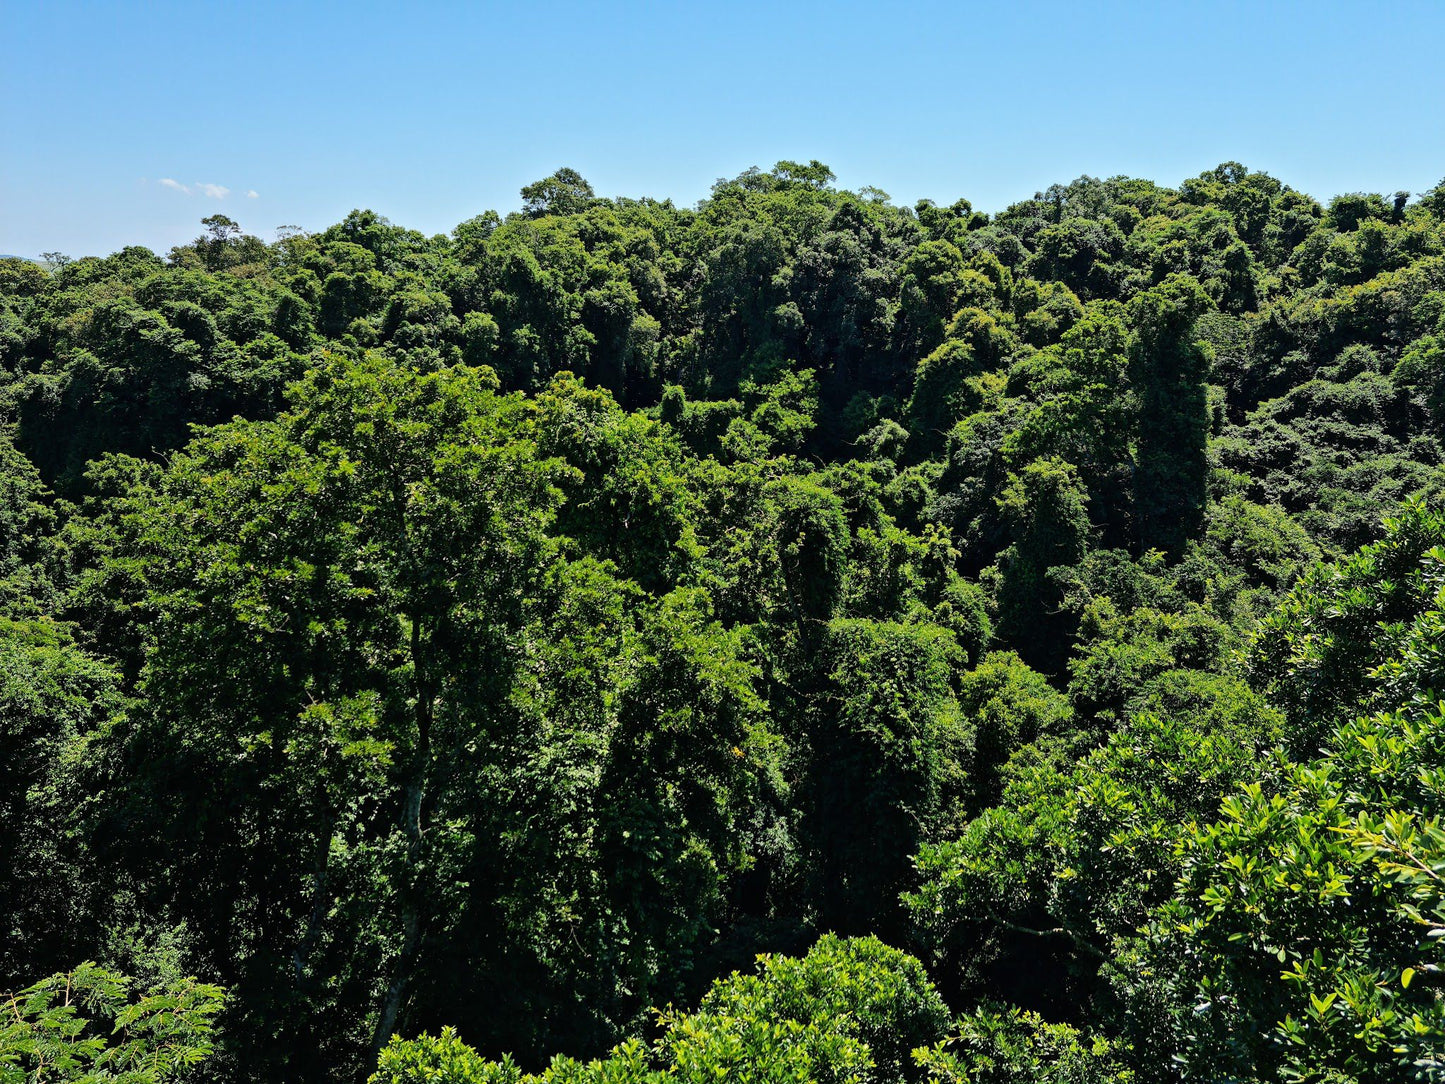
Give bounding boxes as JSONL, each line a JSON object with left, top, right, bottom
{"left": 3, "top": 0, "right": 1442, "bottom": 259}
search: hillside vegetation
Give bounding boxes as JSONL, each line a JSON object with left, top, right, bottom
{"left": 2, "top": 162, "right": 1445, "bottom": 1083}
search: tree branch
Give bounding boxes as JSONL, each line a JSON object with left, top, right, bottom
{"left": 988, "top": 911, "right": 1109, "bottom": 962}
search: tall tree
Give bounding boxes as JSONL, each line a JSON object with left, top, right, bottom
{"left": 1128, "top": 274, "right": 1212, "bottom": 554}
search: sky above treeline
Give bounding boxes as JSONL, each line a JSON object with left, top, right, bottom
{"left": 3, "top": 0, "right": 1442, "bottom": 259}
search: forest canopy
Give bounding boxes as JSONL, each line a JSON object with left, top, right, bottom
{"left": 2, "top": 161, "right": 1445, "bottom": 1083}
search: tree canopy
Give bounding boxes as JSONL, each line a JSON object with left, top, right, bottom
{"left": 3, "top": 162, "right": 1445, "bottom": 1083}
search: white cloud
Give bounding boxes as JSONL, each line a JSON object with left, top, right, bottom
{"left": 159, "top": 178, "right": 190, "bottom": 194}
{"left": 197, "top": 183, "right": 230, "bottom": 199}
{"left": 246, "top": 189, "right": 259, "bottom": 199}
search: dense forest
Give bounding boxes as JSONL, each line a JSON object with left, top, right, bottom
{"left": 3, "top": 160, "right": 1445, "bottom": 1083}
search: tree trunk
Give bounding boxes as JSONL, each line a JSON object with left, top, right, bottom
{"left": 292, "top": 807, "right": 334, "bottom": 986}
{"left": 370, "top": 890, "right": 423, "bottom": 1057}
{"left": 370, "top": 617, "right": 434, "bottom": 1059}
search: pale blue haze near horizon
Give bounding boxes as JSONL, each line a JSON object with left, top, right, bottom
{"left": 2, "top": 0, "right": 1442, "bottom": 259}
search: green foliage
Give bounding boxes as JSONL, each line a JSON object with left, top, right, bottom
{"left": 0, "top": 618, "right": 124, "bottom": 984}
{"left": 1066, "top": 600, "right": 1234, "bottom": 735}
{"left": 993, "top": 457, "right": 1090, "bottom": 672}
{"left": 1, "top": 163, "right": 1443, "bottom": 1084}
{"left": 521, "top": 169, "right": 597, "bottom": 218}
{"left": 908, "top": 689, "right": 1280, "bottom": 1015}
{"left": 1123, "top": 706, "right": 1445, "bottom": 1082}
{"left": 371, "top": 936, "right": 949, "bottom": 1084}
{"left": 771, "top": 476, "right": 850, "bottom": 632}
{"left": 1247, "top": 497, "right": 1445, "bottom": 754}
{"left": 954, "top": 651, "right": 1071, "bottom": 815}
{"left": 1395, "top": 329, "right": 1445, "bottom": 423}
{"left": 914, "top": 1005, "right": 1127, "bottom": 1084}
{"left": 0, "top": 962, "right": 224, "bottom": 1083}
{"left": 0, "top": 429, "right": 58, "bottom": 613}
{"left": 1113, "top": 505, "right": 1445, "bottom": 1082}
{"left": 1128, "top": 274, "right": 1212, "bottom": 552}
{"left": 806, "top": 620, "right": 967, "bottom": 934}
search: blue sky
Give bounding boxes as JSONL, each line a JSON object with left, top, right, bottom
{"left": 3, "top": 0, "right": 1442, "bottom": 258}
